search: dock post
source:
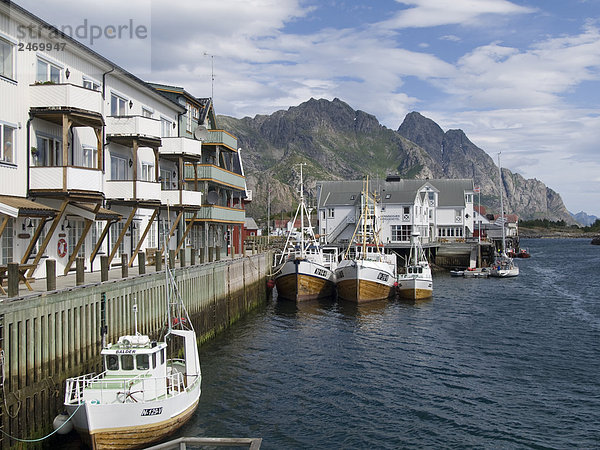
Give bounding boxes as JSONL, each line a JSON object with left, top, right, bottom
{"left": 216, "top": 246, "right": 221, "bottom": 261}
{"left": 155, "top": 252, "right": 162, "bottom": 271}
{"left": 190, "top": 248, "right": 197, "bottom": 266}
{"left": 76, "top": 257, "right": 85, "bottom": 286}
{"left": 46, "top": 259, "right": 56, "bottom": 291}
{"left": 7, "top": 262, "right": 19, "bottom": 297}
{"left": 138, "top": 252, "right": 146, "bottom": 275}
{"left": 121, "top": 254, "right": 128, "bottom": 278}
{"left": 101, "top": 255, "right": 109, "bottom": 281}
{"left": 169, "top": 250, "right": 176, "bottom": 269}
{"left": 208, "top": 247, "right": 213, "bottom": 263}
{"left": 199, "top": 247, "right": 204, "bottom": 264}
{"left": 180, "top": 249, "right": 186, "bottom": 267}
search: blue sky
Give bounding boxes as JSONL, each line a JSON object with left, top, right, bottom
{"left": 16, "top": 0, "right": 600, "bottom": 217}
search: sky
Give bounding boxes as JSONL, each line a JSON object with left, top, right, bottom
{"left": 14, "top": 0, "right": 600, "bottom": 217}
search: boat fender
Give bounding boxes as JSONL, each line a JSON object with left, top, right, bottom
{"left": 52, "top": 414, "right": 73, "bottom": 435}
{"left": 122, "top": 338, "right": 131, "bottom": 347}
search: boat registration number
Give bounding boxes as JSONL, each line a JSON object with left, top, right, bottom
{"left": 141, "top": 407, "right": 163, "bottom": 416}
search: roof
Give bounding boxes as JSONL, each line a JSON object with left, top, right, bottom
{"left": 244, "top": 217, "right": 258, "bottom": 229}
{"left": 318, "top": 178, "right": 473, "bottom": 208}
{"left": 0, "top": 195, "right": 56, "bottom": 217}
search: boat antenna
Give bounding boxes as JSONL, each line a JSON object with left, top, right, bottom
{"left": 133, "top": 301, "right": 139, "bottom": 336}
{"left": 497, "top": 152, "right": 506, "bottom": 256}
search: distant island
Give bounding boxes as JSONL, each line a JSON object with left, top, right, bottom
{"left": 520, "top": 219, "right": 600, "bottom": 239}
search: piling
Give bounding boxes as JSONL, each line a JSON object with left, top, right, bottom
{"left": 7, "top": 262, "right": 18, "bottom": 297}
{"left": 76, "top": 257, "right": 85, "bottom": 286}
{"left": 138, "top": 252, "right": 146, "bottom": 275}
{"left": 190, "top": 248, "right": 196, "bottom": 266}
{"left": 216, "top": 246, "right": 221, "bottom": 261}
{"left": 121, "top": 254, "right": 128, "bottom": 278}
{"left": 180, "top": 249, "right": 186, "bottom": 267}
{"left": 101, "top": 256, "right": 109, "bottom": 281}
{"left": 46, "top": 259, "right": 56, "bottom": 291}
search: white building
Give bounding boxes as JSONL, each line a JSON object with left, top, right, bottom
{"left": 316, "top": 177, "right": 475, "bottom": 248}
{"left": 0, "top": 2, "right": 245, "bottom": 280}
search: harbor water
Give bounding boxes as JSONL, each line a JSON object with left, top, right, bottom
{"left": 173, "top": 238, "right": 600, "bottom": 449}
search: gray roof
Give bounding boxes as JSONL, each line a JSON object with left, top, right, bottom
{"left": 317, "top": 178, "right": 473, "bottom": 208}
{"left": 244, "top": 217, "right": 258, "bottom": 229}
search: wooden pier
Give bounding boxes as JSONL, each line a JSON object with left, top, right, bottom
{"left": 0, "top": 252, "right": 271, "bottom": 448}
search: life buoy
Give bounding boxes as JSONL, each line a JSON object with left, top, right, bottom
{"left": 57, "top": 238, "right": 67, "bottom": 258}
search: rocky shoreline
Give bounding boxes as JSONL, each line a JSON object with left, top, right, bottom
{"left": 519, "top": 227, "right": 600, "bottom": 242}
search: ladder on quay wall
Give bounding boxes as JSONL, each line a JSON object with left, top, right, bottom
{"left": 145, "top": 436, "right": 262, "bottom": 450}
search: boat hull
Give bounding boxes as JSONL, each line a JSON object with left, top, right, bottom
{"left": 275, "top": 259, "right": 335, "bottom": 302}
{"left": 396, "top": 277, "right": 432, "bottom": 300}
{"left": 335, "top": 260, "right": 395, "bottom": 303}
{"left": 66, "top": 379, "right": 200, "bottom": 449}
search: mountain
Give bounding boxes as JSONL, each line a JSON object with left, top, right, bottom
{"left": 571, "top": 211, "right": 598, "bottom": 227}
{"left": 218, "top": 98, "right": 574, "bottom": 224}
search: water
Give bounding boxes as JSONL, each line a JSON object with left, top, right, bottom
{"left": 178, "top": 238, "right": 599, "bottom": 448}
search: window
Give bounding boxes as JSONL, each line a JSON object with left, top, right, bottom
{"left": 1, "top": 218, "right": 13, "bottom": 264}
{"left": 110, "top": 155, "right": 127, "bottom": 180}
{"left": 35, "top": 135, "right": 62, "bottom": 166}
{"left": 161, "top": 118, "right": 172, "bottom": 137}
{"left": 147, "top": 221, "right": 156, "bottom": 248}
{"left": 327, "top": 208, "right": 334, "bottom": 219}
{"left": 141, "top": 162, "right": 154, "bottom": 181}
{"left": 0, "top": 38, "right": 14, "bottom": 79}
{"left": 1, "top": 123, "right": 16, "bottom": 163}
{"left": 151, "top": 352, "right": 156, "bottom": 369}
{"left": 110, "top": 221, "right": 125, "bottom": 259}
{"left": 110, "top": 93, "right": 127, "bottom": 116}
{"left": 142, "top": 107, "right": 153, "bottom": 118}
{"left": 403, "top": 206, "right": 410, "bottom": 221}
{"left": 136, "top": 354, "right": 149, "bottom": 370}
{"left": 121, "top": 354, "right": 134, "bottom": 370}
{"left": 68, "top": 220, "right": 86, "bottom": 258}
{"left": 391, "top": 225, "right": 411, "bottom": 242}
{"left": 106, "top": 355, "right": 119, "bottom": 371}
{"left": 83, "top": 78, "right": 100, "bottom": 91}
{"left": 30, "top": 218, "right": 47, "bottom": 257}
{"left": 82, "top": 146, "right": 98, "bottom": 169}
{"left": 36, "top": 58, "right": 61, "bottom": 83}
{"left": 465, "top": 194, "right": 473, "bottom": 203}
{"left": 160, "top": 168, "right": 172, "bottom": 190}
{"left": 186, "top": 103, "right": 199, "bottom": 132}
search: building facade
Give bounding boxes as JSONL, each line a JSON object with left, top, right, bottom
{"left": 316, "top": 177, "right": 475, "bottom": 249}
{"left": 0, "top": 2, "right": 246, "bottom": 279}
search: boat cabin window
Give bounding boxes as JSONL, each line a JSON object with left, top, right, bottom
{"left": 152, "top": 352, "right": 157, "bottom": 369}
{"left": 161, "top": 348, "right": 165, "bottom": 365}
{"left": 122, "top": 354, "right": 134, "bottom": 370}
{"left": 106, "top": 354, "right": 119, "bottom": 371}
{"left": 136, "top": 354, "right": 149, "bottom": 370}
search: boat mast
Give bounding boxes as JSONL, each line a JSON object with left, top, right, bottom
{"left": 497, "top": 152, "right": 506, "bottom": 256}
{"left": 299, "top": 163, "right": 306, "bottom": 258}
{"left": 362, "top": 177, "right": 369, "bottom": 258}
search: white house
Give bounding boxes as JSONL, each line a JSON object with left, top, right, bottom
{"left": 316, "top": 177, "right": 475, "bottom": 248}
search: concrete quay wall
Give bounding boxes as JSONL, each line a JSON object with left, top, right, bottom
{"left": 0, "top": 253, "right": 271, "bottom": 448}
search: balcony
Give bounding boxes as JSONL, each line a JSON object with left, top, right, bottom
{"left": 160, "top": 137, "right": 202, "bottom": 159}
{"left": 30, "top": 83, "right": 103, "bottom": 114}
{"left": 29, "top": 166, "right": 103, "bottom": 194}
{"left": 106, "top": 116, "right": 161, "bottom": 142}
{"left": 205, "top": 130, "right": 238, "bottom": 151}
{"left": 105, "top": 180, "right": 162, "bottom": 202}
{"left": 161, "top": 189, "right": 202, "bottom": 207}
{"left": 185, "top": 164, "right": 246, "bottom": 191}
{"left": 197, "top": 205, "right": 245, "bottom": 223}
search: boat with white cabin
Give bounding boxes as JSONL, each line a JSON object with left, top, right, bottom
{"left": 335, "top": 177, "right": 397, "bottom": 303}
{"left": 396, "top": 232, "right": 433, "bottom": 299}
{"left": 274, "top": 163, "right": 336, "bottom": 301}
{"left": 63, "top": 248, "right": 201, "bottom": 449}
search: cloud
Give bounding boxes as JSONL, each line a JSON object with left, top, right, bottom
{"left": 379, "top": 0, "right": 535, "bottom": 29}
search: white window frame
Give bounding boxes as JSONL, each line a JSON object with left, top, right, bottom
{"left": 83, "top": 77, "right": 101, "bottom": 91}
{"left": 327, "top": 208, "right": 334, "bottom": 219}
{"left": 81, "top": 145, "right": 98, "bottom": 169}
{"left": 36, "top": 57, "right": 62, "bottom": 83}
{"left": 141, "top": 162, "right": 154, "bottom": 181}
{"left": 110, "top": 92, "right": 128, "bottom": 116}
{"left": 142, "top": 107, "right": 153, "bottom": 118}
{"left": 35, "top": 134, "right": 62, "bottom": 167}
{"left": 0, "top": 35, "right": 16, "bottom": 80}
{"left": 160, "top": 117, "right": 172, "bottom": 137}
{"left": 110, "top": 154, "right": 127, "bottom": 180}
{"left": 0, "top": 121, "right": 17, "bottom": 164}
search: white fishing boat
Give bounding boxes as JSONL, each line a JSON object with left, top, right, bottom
{"left": 335, "top": 177, "right": 397, "bottom": 303}
{"left": 63, "top": 250, "right": 201, "bottom": 449}
{"left": 274, "top": 163, "right": 335, "bottom": 301}
{"left": 396, "top": 232, "right": 433, "bottom": 300}
{"left": 490, "top": 152, "right": 519, "bottom": 278}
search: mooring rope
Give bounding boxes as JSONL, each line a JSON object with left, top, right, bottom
{"left": 0, "top": 401, "right": 83, "bottom": 443}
